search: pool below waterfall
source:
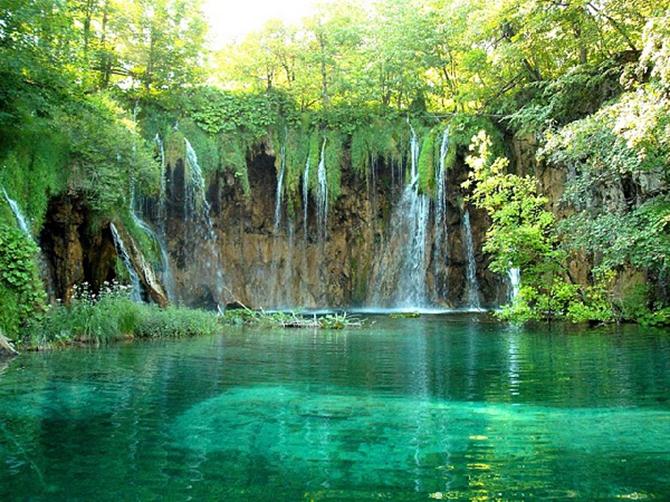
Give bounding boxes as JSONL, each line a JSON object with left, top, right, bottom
{"left": 1, "top": 315, "right": 669, "bottom": 500}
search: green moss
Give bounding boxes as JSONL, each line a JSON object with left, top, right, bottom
{"left": 350, "top": 117, "right": 405, "bottom": 180}
{"left": 118, "top": 214, "right": 162, "bottom": 273}
{"left": 219, "top": 131, "right": 252, "bottom": 195}
{"left": 179, "top": 118, "right": 220, "bottom": 175}
{"left": 281, "top": 126, "right": 312, "bottom": 216}
{"left": 0, "top": 126, "right": 67, "bottom": 233}
{"left": 0, "top": 284, "right": 22, "bottom": 338}
{"left": 164, "top": 128, "right": 186, "bottom": 167}
{"left": 58, "top": 94, "right": 160, "bottom": 215}
{"left": 418, "top": 129, "right": 437, "bottom": 196}
{"left": 324, "top": 130, "right": 344, "bottom": 202}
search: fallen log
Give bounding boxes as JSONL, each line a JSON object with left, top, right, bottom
{"left": 0, "top": 330, "right": 18, "bottom": 357}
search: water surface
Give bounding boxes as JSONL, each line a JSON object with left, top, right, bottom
{"left": 1, "top": 316, "right": 669, "bottom": 500}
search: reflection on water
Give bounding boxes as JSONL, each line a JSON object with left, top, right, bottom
{"left": 0, "top": 316, "right": 669, "bottom": 500}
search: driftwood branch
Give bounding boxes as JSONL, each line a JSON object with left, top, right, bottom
{"left": 0, "top": 331, "right": 18, "bottom": 356}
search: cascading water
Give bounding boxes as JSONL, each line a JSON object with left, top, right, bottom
{"left": 302, "top": 157, "right": 310, "bottom": 239}
{"left": 369, "top": 124, "right": 431, "bottom": 308}
{"left": 315, "top": 138, "right": 328, "bottom": 242}
{"left": 154, "top": 133, "right": 167, "bottom": 208}
{"left": 2, "top": 186, "right": 57, "bottom": 299}
{"left": 432, "top": 127, "right": 450, "bottom": 300}
{"left": 184, "top": 138, "right": 225, "bottom": 306}
{"left": 273, "top": 144, "right": 286, "bottom": 234}
{"left": 507, "top": 267, "right": 521, "bottom": 303}
{"left": 2, "top": 187, "right": 32, "bottom": 237}
{"left": 269, "top": 144, "right": 287, "bottom": 307}
{"left": 434, "top": 128, "right": 449, "bottom": 257}
{"left": 462, "top": 209, "right": 481, "bottom": 310}
{"left": 397, "top": 126, "right": 431, "bottom": 307}
{"left": 130, "top": 191, "right": 175, "bottom": 302}
{"left": 109, "top": 222, "right": 142, "bottom": 302}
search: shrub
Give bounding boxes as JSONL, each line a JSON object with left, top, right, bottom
{"left": 0, "top": 225, "right": 46, "bottom": 338}
{"left": 21, "top": 282, "right": 220, "bottom": 349}
{"left": 133, "top": 306, "right": 220, "bottom": 338}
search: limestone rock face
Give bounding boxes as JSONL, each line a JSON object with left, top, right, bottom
{"left": 40, "top": 196, "right": 87, "bottom": 302}
{"left": 158, "top": 146, "right": 510, "bottom": 309}
{"left": 39, "top": 196, "right": 169, "bottom": 306}
{"left": 39, "top": 143, "right": 517, "bottom": 310}
{"left": 110, "top": 223, "right": 169, "bottom": 308}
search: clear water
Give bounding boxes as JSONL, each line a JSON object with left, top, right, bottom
{"left": 1, "top": 316, "right": 669, "bottom": 500}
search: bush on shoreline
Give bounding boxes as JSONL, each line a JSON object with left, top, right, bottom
{"left": 17, "top": 283, "right": 366, "bottom": 351}
{"left": 20, "top": 283, "right": 220, "bottom": 350}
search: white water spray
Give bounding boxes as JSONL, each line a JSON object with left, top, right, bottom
{"left": 434, "top": 128, "right": 449, "bottom": 258}
{"left": 2, "top": 187, "right": 31, "bottom": 237}
{"left": 130, "top": 191, "right": 175, "bottom": 302}
{"left": 396, "top": 126, "right": 431, "bottom": 307}
{"left": 110, "top": 222, "right": 142, "bottom": 302}
{"left": 302, "top": 157, "right": 310, "bottom": 239}
{"left": 273, "top": 144, "right": 286, "bottom": 234}
{"left": 184, "top": 138, "right": 225, "bottom": 305}
{"left": 369, "top": 124, "right": 431, "bottom": 308}
{"left": 508, "top": 267, "right": 521, "bottom": 303}
{"left": 316, "top": 138, "right": 328, "bottom": 241}
{"left": 462, "top": 209, "right": 481, "bottom": 310}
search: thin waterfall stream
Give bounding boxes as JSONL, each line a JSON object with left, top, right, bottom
{"left": 462, "top": 209, "right": 481, "bottom": 310}
{"left": 2, "top": 187, "right": 32, "bottom": 238}
{"left": 508, "top": 267, "right": 521, "bottom": 302}
{"left": 302, "top": 157, "right": 310, "bottom": 239}
{"left": 273, "top": 144, "right": 286, "bottom": 234}
{"left": 316, "top": 138, "right": 328, "bottom": 242}
{"left": 184, "top": 138, "right": 225, "bottom": 306}
{"left": 130, "top": 191, "right": 175, "bottom": 302}
{"left": 369, "top": 124, "right": 431, "bottom": 308}
{"left": 109, "top": 222, "right": 142, "bottom": 302}
{"left": 270, "top": 144, "right": 287, "bottom": 307}
{"left": 432, "top": 127, "right": 450, "bottom": 302}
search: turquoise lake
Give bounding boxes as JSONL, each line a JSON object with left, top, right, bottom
{"left": 1, "top": 315, "right": 669, "bottom": 500}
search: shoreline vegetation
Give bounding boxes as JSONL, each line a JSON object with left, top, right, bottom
{"left": 0, "top": 279, "right": 664, "bottom": 357}
{"left": 1, "top": 283, "right": 366, "bottom": 354}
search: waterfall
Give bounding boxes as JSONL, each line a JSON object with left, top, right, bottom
{"left": 2, "top": 186, "right": 57, "bottom": 299}
{"left": 508, "top": 267, "right": 521, "bottom": 302}
{"left": 184, "top": 138, "right": 225, "bottom": 306}
{"left": 432, "top": 127, "right": 450, "bottom": 301}
{"left": 434, "top": 128, "right": 449, "bottom": 259}
{"left": 369, "top": 124, "right": 431, "bottom": 308}
{"left": 109, "top": 222, "right": 142, "bottom": 302}
{"left": 396, "top": 126, "right": 431, "bottom": 307}
{"left": 315, "top": 138, "right": 328, "bottom": 241}
{"left": 281, "top": 221, "right": 296, "bottom": 307}
{"left": 302, "top": 157, "right": 310, "bottom": 239}
{"left": 273, "top": 144, "right": 286, "bottom": 234}
{"left": 2, "top": 187, "right": 31, "bottom": 238}
{"left": 184, "top": 138, "right": 210, "bottom": 227}
{"left": 154, "top": 133, "right": 167, "bottom": 206}
{"left": 130, "top": 191, "right": 175, "bottom": 302}
{"left": 462, "top": 209, "right": 481, "bottom": 310}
